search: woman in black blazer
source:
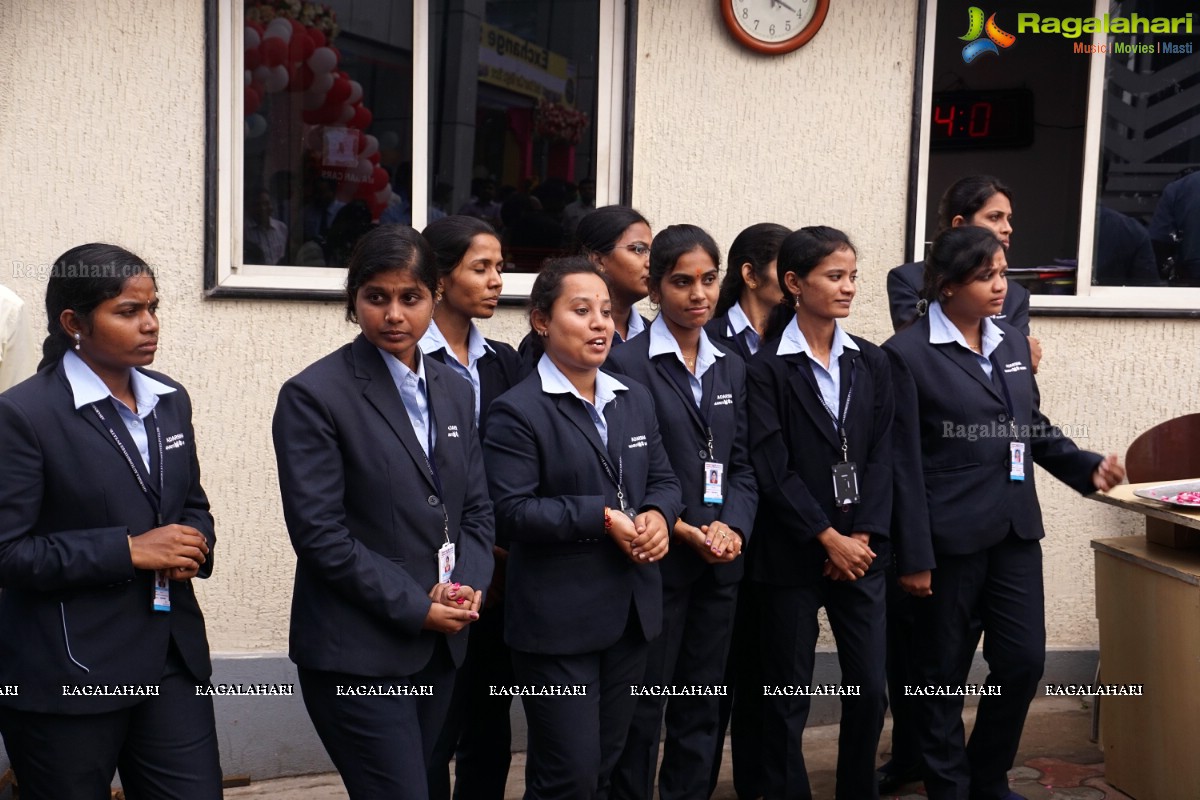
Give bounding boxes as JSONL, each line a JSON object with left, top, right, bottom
{"left": 484, "top": 258, "right": 683, "bottom": 800}
{"left": 607, "top": 224, "right": 757, "bottom": 800}
{"left": 518, "top": 206, "right": 653, "bottom": 368}
{"left": 273, "top": 225, "right": 495, "bottom": 800}
{"left": 746, "top": 226, "right": 894, "bottom": 800}
{"left": 0, "top": 244, "right": 219, "bottom": 799}
{"left": 884, "top": 225, "right": 1124, "bottom": 800}
{"left": 705, "top": 221, "right": 789, "bottom": 360}
{"left": 420, "top": 215, "right": 525, "bottom": 800}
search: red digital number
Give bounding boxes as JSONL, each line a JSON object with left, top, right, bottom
{"left": 968, "top": 102, "right": 992, "bottom": 138}
{"left": 934, "top": 104, "right": 956, "bottom": 137}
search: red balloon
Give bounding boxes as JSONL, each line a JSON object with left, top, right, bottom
{"left": 327, "top": 77, "right": 351, "bottom": 105}
{"left": 245, "top": 85, "right": 261, "bottom": 116}
{"left": 367, "top": 151, "right": 381, "bottom": 165}
{"left": 368, "top": 200, "right": 386, "bottom": 221}
{"left": 289, "top": 20, "right": 306, "bottom": 39}
{"left": 308, "top": 27, "right": 326, "bottom": 48}
{"left": 356, "top": 180, "right": 375, "bottom": 199}
{"left": 289, "top": 32, "right": 315, "bottom": 63}
{"left": 331, "top": 47, "right": 342, "bottom": 63}
{"left": 351, "top": 105, "right": 373, "bottom": 130}
{"left": 244, "top": 46, "right": 261, "bottom": 70}
{"left": 292, "top": 63, "right": 315, "bottom": 92}
{"left": 371, "top": 167, "right": 390, "bottom": 192}
{"left": 260, "top": 37, "right": 288, "bottom": 68}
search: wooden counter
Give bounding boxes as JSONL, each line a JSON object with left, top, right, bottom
{"left": 1090, "top": 481, "right": 1200, "bottom": 799}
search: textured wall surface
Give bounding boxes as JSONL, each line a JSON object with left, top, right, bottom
{"left": 2, "top": 0, "right": 1197, "bottom": 661}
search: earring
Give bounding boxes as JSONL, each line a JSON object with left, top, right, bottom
{"left": 73, "top": 332, "right": 81, "bottom": 351}
{"left": 435, "top": 289, "right": 443, "bottom": 304}
{"left": 539, "top": 329, "right": 549, "bottom": 338}
{"left": 747, "top": 281, "right": 757, "bottom": 290}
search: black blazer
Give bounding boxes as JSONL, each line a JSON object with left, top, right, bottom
{"left": 423, "top": 337, "right": 526, "bottom": 441}
{"left": 887, "top": 261, "right": 1030, "bottom": 334}
{"left": 704, "top": 314, "right": 755, "bottom": 362}
{"left": 483, "top": 369, "right": 683, "bottom": 655}
{"left": 606, "top": 333, "right": 757, "bottom": 586}
{"left": 273, "top": 335, "right": 495, "bottom": 677}
{"left": 0, "top": 362, "right": 214, "bottom": 713}
{"left": 883, "top": 315, "right": 1101, "bottom": 575}
{"left": 745, "top": 329, "right": 895, "bottom": 586}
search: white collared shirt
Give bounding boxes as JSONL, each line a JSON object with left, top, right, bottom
{"left": 419, "top": 320, "right": 494, "bottom": 425}
{"left": 725, "top": 301, "right": 761, "bottom": 356}
{"left": 378, "top": 348, "right": 434, "bottom": 456}
{"left": 776, "top": 318, "right": 859, "bottom": 430}
{"left": 616, "top": 311, "right": 646, "bottom": 345}
{"left": 928, "top": 301, "right": 1005, "bottom": 379}
{"left": 537, "top": 354, "right": 628, "bottom": 447}
{"left": 63, "top": 350, "right": 175, "bottom": 469}
{"left": 648, "top": 315, "right": 723, "bottom": 407}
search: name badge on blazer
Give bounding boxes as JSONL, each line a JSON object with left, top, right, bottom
{"left": 446, "top": 424, "right": 460, "bottom": 439}
{"left": 163, "top": 432, "right": 187, "bottom": 451}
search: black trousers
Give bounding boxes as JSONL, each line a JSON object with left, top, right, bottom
{"left": 611, "top": 573, "right": 738, "bottom": 800}
{"left": 299, "top": 639, "right": 455, "bottom": 800}
{"left": 911, "top": 534, "right": 1044, "bottom": 800}
{"left": 0, "top": 654, "right": 221, "bottom": 800}
{"left": 756, "top": 572, "right": 887, "bottom": 800}
{"left": 428, "top": 601, "right": 514, "bottom": 800}
{"left": 718, "top": 583, "right": 766, "bottom": 800}
{"left": 512, "top": 620, "right": 649, "bottom": 800}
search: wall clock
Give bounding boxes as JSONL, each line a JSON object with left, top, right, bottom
{"left": 720, "top": 0, "right": 830, "bottom": 55}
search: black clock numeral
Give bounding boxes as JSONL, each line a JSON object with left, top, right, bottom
{"left": 753, "top": 19, "right": 759, "bottom": 30}
{"left": 741, "top": 7, "right": 748, "bottom": 19}
{"left": 769, "top": 24, "right": 775, "bottom": 35}
{"left": 785, "top": 20, "right": 791, "bottom": 31}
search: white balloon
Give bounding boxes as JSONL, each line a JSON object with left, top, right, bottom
{"left": 245, "top": 27, "right": 261, "bottom": 50}
{"left": 378, "top": 131, "right": 401, "bottom": 151}
{"left": 264, "top": 64, "right": 290, "bottom": 93}
{"left": 302, "top": 89, "right": 327, "bottom": 110}
{"left": 375, "top": 188, "right": 392, "bottom": 204}
{"left": 355, "top": 157, "right": 373, "bottom": 180}
{"left": 307, "top": 47, "right": 337, "bottom": 74}
{"left": 253, "top": 65, "right": 272, "bottom": 87}
{"left": 360, "top": 134, "right": 379, "bottom": 158}
{"left": 244, "top": 69, "right": 252, "bottom": 86}
{"left": 265, "top": 18, "right": 293, "bottom": 43}
{"left": 347, "top": 81, "right": 363, "bottom": 106}
{"left": 339, "top": 104, "right": 356, "bottom": 124}
{"left": 310, "top": 70, "right": 334, "bottom": 95}
{"left": 245, "top": 114, "right": 268, "bottom": 138}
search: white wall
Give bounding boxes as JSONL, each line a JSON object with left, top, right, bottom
{"left": 2, "top": 0, "right": 1197, "bottom": 660}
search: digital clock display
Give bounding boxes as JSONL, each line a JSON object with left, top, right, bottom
{"left": 929, "top": 88, "right": 1034, "bottom": 150}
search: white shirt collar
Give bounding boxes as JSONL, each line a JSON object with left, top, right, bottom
{"left": 624, "top": 311, "right": 646, "bottom": 340}
{"left": 62, "top": 350, "right": 175, "bottom": 416}
{"left": 419, "top": 319, "right": 494, "bottom": 366}
{"left": 928, "top": 301, "right": 1005, "bottom": 357}
{"left": 648, "top": 315, "right": 723, "bottom": 377}
{"left": 537, "top": 353, "right": 628, "bottom": 406}
{"left": 377, "top": 346, "right": 427, "bottom": 386}
{"left": 726, "top": 301, "right": 754, "bottom": 337}
{"left": 775, "top": 316, "right": 859, "bottom": 360}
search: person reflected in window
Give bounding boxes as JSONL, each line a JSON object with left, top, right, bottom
{"left": 302, "top": 176, "right": 346, "bottom": 243}
{"left": 244, "top": 188, "right": 289, "bottom": 265}
{"left": 1094, "top": 206, "right": 1162, "bottom": 287}
{"left": 1148, "top": 167, "right": 1200, "bottom": 286}
{"left": 563, "top": 178, "right": 597, "bottom": 237}
{"left": 458, "top": 178, "right": 503, "bottom": 232}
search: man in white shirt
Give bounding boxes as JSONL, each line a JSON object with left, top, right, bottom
{"left": 0, "top": 283, "right": 38, "bottom": 391}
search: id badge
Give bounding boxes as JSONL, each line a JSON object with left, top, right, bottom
{"left": 1009, "top": 441, "right": 1026, "bottom": 481}
{"left": 152, "top": 570, "right": 171, "bottom": 612}
{"left": 438, "top": 541, "right": 456, "bottom": 585}
{"left": 831, "top": 462, "right": 860, "bottom": 507}
{"left": 703, "top": 461, "right": 725, "bottom": 505}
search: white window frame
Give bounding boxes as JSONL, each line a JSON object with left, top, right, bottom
{"left": 207, "top": 0, "right": 628, "bottom": 299}
{"left": 911, "top": 0, "right": 1200, "bottom": 315}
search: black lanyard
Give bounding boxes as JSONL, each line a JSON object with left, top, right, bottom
{"left": 417, "top": 380, "right": 450, "bottom": 543}
{"left": 91, "top": 402, "right": 164, "bottom": 526}
{"left": 801, "top": 358, "right": 856, "bottom": 463}
{"left": 597, "top": 452, "right": 628, "bottom": 512}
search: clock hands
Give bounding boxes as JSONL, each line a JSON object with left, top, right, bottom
{"left": 772, "top": 0, "right": 799, "bottom": 12}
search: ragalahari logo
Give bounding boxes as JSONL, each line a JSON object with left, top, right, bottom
{"left": 959, "top": 7, "right": 1017, "bottom": 63}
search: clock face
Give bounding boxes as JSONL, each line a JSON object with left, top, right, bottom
{"left": 721, "top": 0, "right": 830, "bottom": 54}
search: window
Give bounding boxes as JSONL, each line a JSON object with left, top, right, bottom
{"left": 206, "top": 0, "right": 631, "bottom": 299}
{"left": 910, "top": 0, "right": 1200, "bottom": 314}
